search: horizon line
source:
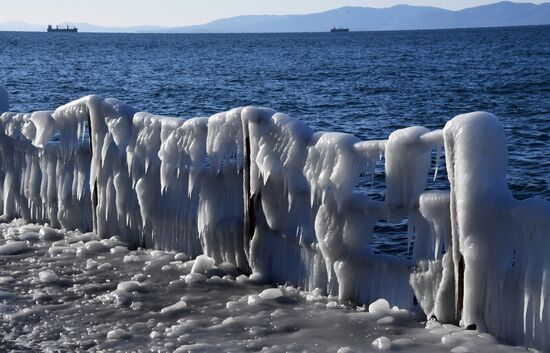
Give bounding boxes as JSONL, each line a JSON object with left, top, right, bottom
{"left": 1, "top": 1, "right": 548, "bottom": 30}
{"left": 1, "top": 24, "right": 549, "bottom": 35}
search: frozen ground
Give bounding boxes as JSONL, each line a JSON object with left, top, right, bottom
{"left": 0, "top": 219, "right": 536, "bottom": 353}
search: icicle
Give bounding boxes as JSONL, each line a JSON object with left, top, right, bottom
{"left": 310, "top": 184, "right": 317, "bottom": 207}
{"left": 433, "top": 145, "right": 442, "bottom": 181}
{"left": 101, "top": 133, "right": 112, "bottom": 168}
{"left": 434, "top": 224, "right": 441, "bottom": 259}
{"left": 77, "top": 171, "right": 85, "bottom": 201}
{"left": 127, "top": 150, "right": 134, "bottom": 175}
{"left": 263, "top": 169, "right": 270, "bottom": 186}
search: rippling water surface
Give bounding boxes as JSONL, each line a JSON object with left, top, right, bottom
{"left": 0, "top": 27, "right": 548, "bottom": 242}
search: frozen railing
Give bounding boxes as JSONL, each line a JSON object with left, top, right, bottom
{"left": 0, "top": 92, "right": 549, "bottom": 350}
{"left": 0, "top": 109, "right": 92, "bottom": 230}
{"left": 441, "top": 113, "right": 550, "bottom": 347}
{"left": 411, "top": 112, "right": 550, "bottom": 350}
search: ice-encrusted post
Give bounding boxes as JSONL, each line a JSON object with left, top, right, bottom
{"left": 241, "top": 119, "right": 254, "bottom": 274}
{"left": 86, "top": 110, "right": 99, "bottom": 234}
{"left": 443, "top": 112, "right": 511, "bottom": 330}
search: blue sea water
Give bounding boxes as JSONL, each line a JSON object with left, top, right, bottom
{"left": 0, "top": 27, "right": 548, "bottom": 207}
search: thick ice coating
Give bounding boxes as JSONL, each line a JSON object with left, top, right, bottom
{"left": 0, "top": 93, "right": 549, "bottom": 351}
{"left": 440, "top": 112, "right": 550, "bottom": 349}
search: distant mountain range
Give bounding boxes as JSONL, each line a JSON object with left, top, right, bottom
{"left": 1, "top": 1, "right": 549, "bottom": 33}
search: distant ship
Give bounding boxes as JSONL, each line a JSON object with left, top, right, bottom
{"left": 47, "top": 25, "right": 78, "bottom": 33}
{"left": 330, "top": 27, "right": 349, "bottom": 33}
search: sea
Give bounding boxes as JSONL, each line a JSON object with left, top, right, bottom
{"left": 2, "top": 26, "right": 549, "bottom": 259}
{"left": 0, "top": 26, "right": 548, "bottom": 352}
{"left": 1, "top": 26, "right": 549, "bottom": 200}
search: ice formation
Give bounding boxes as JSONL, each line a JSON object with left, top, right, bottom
{"left": 440, "top": 112, "right": 550, "bottom": 348}
{"left": 1, "top": 218, "right": 526, "bottom": 352}
{"left": 0, "top": 89, "right": 549, "bottom": 350}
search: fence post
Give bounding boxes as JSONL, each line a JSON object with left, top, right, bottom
{"left": 87, "top": 111, "right": 98, "bottom": 234}
{"left": 241, "top": 121, "right": 255, "bottom": 274}
{"left": 457, "top": 255, "right": 464, "bottom": 319}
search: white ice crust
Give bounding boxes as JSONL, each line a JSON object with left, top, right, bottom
{"left": 0, "top": 92, "right": 548, "bottom": 350}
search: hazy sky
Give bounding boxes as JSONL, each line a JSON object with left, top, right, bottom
{"left": 0, "top": 0, "right": 547, "bottom": 27}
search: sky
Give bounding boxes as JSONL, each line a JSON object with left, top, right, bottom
{"left": 0, "top": 0, "right": 547, "bottom": 27}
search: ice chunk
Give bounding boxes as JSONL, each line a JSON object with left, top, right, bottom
{"left": 19, "top": 232, "right": 39, "bottom": 242}
{"left": 371, "top": 336, "right": 392, "bottom": 350}
{"left": 336, "top": 347, "right": 354, "bottom": 353}
{"left": 392, "top": 338, "right": 415, "bottom": 347}
{"left": 258, "top": 288, "right": 283, "bottom": 300}
{"left": 368, "top": 299, "right": 390, "bottom": 313}
{"left": 84, "top": 240, "right": 109, "bottom": 253}
{"left": 191, "top": 255, "right": 216, "bottom": 274}
{"left": 184, "top": 273, "right": 207, "bottom": 285}
{"left": 39, "top": 227, "right": 63, "bottom": 241}
{"left": 107, "top": 328, "right": 131, "bottom": 340}
{"left": 160, "top": 300, "right": 188, "bottom": 316}
{"left": 117, "top": 281, "right": 145, "bottom": 293}
{"left": 38, "top": 270, "right": 59, "bottom": 284}
{"left": 0, "top": 241, "right": 30, "bottom": 255}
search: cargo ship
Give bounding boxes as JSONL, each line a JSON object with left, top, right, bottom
{"left": 47, "top": 25, "right": 78, "bottom": 33}
{"left": 330, "top": 27, "right": 349, "bottom": 32}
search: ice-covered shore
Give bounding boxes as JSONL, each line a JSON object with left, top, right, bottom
{"left": 0, "top": 90, "right": 549, "bottom": 351}
{"left": 0, "top": 220, "right": 532, "bottom": 352}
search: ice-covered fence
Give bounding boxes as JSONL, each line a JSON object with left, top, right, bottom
{"left": 0, "top": 108, "right": 93, "bottom": 230}
{"left": 0, "top": 94, "right": 442, "bottom": 309}
{"left": 88, "top": 100, "right": 441, "bottom": 304}
{"left": 244, "top": 111, "right": 443, "bottom": 309}
{"left": 91, "top": 102, "right": 248, "bottom": 270}
{"left": 1, "top": 90, "right": 550, "bottom": 350}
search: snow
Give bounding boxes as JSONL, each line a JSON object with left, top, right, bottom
{"left": 0, "top": 92, "right": 549, "bottom": 351}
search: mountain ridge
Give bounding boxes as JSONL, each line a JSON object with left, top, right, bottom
{"left": 1, "top": 1, "right": 549, "bottom": 33}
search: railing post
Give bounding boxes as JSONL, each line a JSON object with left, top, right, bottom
{"left": 87, "top": 111, "right": 98, "bottom": 234}
{"left": 242, "top": 121, "right": 254, "bottom": 274}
